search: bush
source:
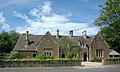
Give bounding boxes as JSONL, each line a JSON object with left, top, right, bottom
{"left": 10, "top": 51, "right": 19, "bottom": 59}
{"left": 46, "top": 56, "right": 54, "bottom": 60}
{"left": 35, "top": 54, "right": 54, "bottom": 60}
{"left": 77, "top": 53, "right": 81, "bottom": 60}
{"left": 36, "top": 54, "right": 46, "bottom": 59}
{"left": 105, "top": 57, "right": 120, "bottom": 60}
{"left": 95, "top": 58, "right": 103, "bottom": 62}
{"left": 67, "top": 52, "right": 72, "bottom": 59}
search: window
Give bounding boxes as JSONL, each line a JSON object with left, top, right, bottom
{"left": 61, "top": 54, "right": 65, "bottom": 58}
{"left": 84, "top": 43, "right": 86, "bottom": 48}
{"left": 44, "top": 50, "right": 53, "bottom": 56}
{"left": 72, "top": 54, "right": 77, "bottom": 58}
{"left": 96, "top": 49, "right": 103, "bottom": 58}
{"left": 33, "top": 54, "right": 36, "bottom": 57}
{"left": 80, "top": 43, "right": 86, "bottom": 48}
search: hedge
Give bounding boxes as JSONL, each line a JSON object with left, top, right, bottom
{"left": 104, "top": 57, "right": 120, "bottom": 60}
{"left": 0, "top": 58, "right": 81, "bottom": 62}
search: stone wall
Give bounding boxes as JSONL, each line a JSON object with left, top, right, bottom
{"left": 0, "top": 60, "right": 81, "bottom": 67}
{"left": 19, "top": 51, "right": 37, "bottom": 58}
{"left": 102, "top": 59, "right": 120, "bottom": 65}
{"left": 37, "top": 32, "right": 59, "bottom": 58}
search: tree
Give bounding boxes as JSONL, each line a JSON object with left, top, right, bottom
{"left": 59, "top": 38, "right": 79, "bottom": 58}
{"left": 59, "top": 38, "right": 76, "bottom": 52}
{"left": 94, "top": 0, "right": 120, "bottom": 52}
{"left": 0, "top": 31, "right": 12, "bottom": 53}
{"left": 67, "top": 52, "right": 72, "bottom": 59}
{"left": 0, "top": 30, "right": 20, "bottom": 53}
{"left": 9, "top": 30, "right": 20, "bottom": 48}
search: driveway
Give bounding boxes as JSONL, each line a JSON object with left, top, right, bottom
{"left": 81, "top": 62, "right": 102, "bottom": 67}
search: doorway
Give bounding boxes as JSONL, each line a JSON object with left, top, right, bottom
{"left": 61, "top": 54, "right": 65, "bottom": 58}
{"left": 83, "top": 52, "right": 87, "bottom": 61}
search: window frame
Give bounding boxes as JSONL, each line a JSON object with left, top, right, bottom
{"left": 43, "top": 50, "right": 53, "bottom": 56}
{"left": 96, "top": 49, "right": 103, "bottom": 58}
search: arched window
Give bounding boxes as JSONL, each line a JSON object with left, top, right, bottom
{"left": 33, "top": 54, "right": 36, "bottom": 57}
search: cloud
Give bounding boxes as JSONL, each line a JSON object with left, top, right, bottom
{"left": 14, "top": 1, "right": 99, "bottom": 36}
{"left": 29, "top": 1, "right": 52, "bottom": 19}
{"left": 14, "top": 11, "right": 32, "bottom": 24}
{"left": 0, "top": 12, "right": 10, "bottom": 30}
{"left": 41, "top": 14, "right": 70, "bottom": 23}
{"left": 41, "top": 1, "right": 52, "bottom": 15}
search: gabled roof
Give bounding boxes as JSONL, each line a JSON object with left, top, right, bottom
{"left": 13, "top": 34, "right": 43, "bottom": 51}
{"left": 36, "top": 31, "right": 59, "bottom": 47}
{"left": 109, "top": 49, "right": 120, "bottom": 55}
{"left": 89, "top": 32, "right": 109, "bottom": 48}
{"left": 13, "top": 32, "right": 94, "bottom": 51}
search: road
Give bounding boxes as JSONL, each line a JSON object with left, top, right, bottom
{"left": 0, "top": 65, "right": 120, "bottom": 72}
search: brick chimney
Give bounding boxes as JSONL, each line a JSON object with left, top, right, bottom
{"left": 69, "top": 30, "right": 73, "bottom": 37}
{"left": 56, "top": 30, "right": 59, "bottom": 38}
{"left": 25, "top": 31, "right": 29, "bottom": 45}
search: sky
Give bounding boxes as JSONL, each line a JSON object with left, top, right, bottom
{"left": 0, "top": 0, "right": 106, "bottom": 36}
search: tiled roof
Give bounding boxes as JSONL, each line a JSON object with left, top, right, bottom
{"left": 13, "top": 34, "right": 43, "bottom": 51}
{"left": 13, "top": 33, "right": 93, "bottom": 51}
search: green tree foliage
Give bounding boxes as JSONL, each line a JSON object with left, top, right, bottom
{"left": 94, "top": 0, "right": 120, "bottom": 52}
{"left": 59, "top": 38, "right": 77, "bottom": 52}
{"left": 67, "top": 52, "right": 72, "bottom": 59}
{"left": 59, "top": 38, "right": 80, "bottom": 58}
{"left": 0, "top": 30, "right": 20, "bottom": 53}
{"left": 9, "top": 30, "right": 20, "bottom": 48}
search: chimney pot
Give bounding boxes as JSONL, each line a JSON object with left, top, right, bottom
{"left": 25, "top": 31, "right": 29, "bottom": 45}
{"left": 56, "top": 30, "right": 59, "bottom": 38}
{"left": 25, "top": 31, "right": 29, "bottom": 40}
{"left": 69, "top": 30, "right": 73, "bottom": 37}
{"left": 82, "top": 30, "right": 87, "bottom": 39}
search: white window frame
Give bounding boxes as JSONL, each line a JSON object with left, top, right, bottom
{"left": 96, "top": 49, "right": 103, "bottom": 58}
{"left": 43, "top": 50, "right": 53, "bottom": 56}
{"left": 72, "top": 54, "right": 77, "bottom": 58}
{"left": 80, "top": 43, "right": 86, "bottom": 48}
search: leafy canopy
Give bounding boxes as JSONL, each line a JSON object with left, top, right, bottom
{"left": 94, "top": 0, "right": 120, "bottom": 52}
{"left": 0, "top": 30, "right": 20, "bottom": 53}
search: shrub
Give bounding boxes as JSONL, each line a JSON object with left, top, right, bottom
{"left": 95, "top": 58, "right": 103, "bottom": 62}
{"left": 67, "top": 52, "right": 72, "bottom": 59}
{"left": 35, "top": 54, "right": 54, "bottom": 60}
{"left": 10, "top": 51, "right": 19, "bottom": 59}
{"left": 105, "top": 57, "right": 120, "bottom": 60}
{"left": 77, "top": 53, "right": 81, "bottom": 60}
{"left": 36, "top": 54, "right": 46, "bottom": 59}
{"left": 46, "top": 55, "right": 54, "bottom": 60}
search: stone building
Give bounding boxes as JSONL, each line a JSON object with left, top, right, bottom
{"left": 13, "top": 30, "right": 109, "bottom": 61}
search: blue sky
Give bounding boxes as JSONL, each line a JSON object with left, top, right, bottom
{"left": 0, "top": 0, "right": 106, "bottom": 36}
